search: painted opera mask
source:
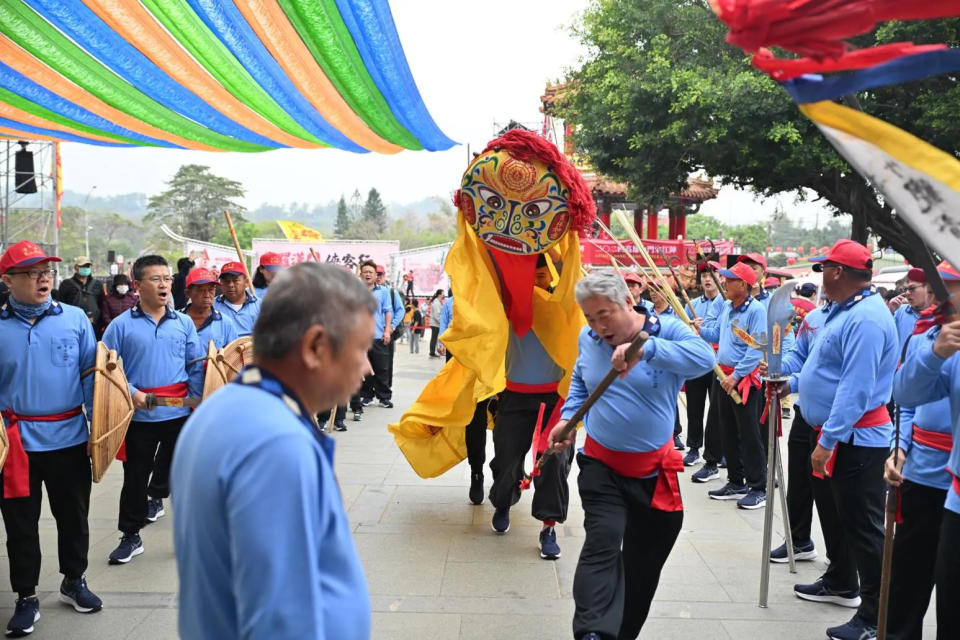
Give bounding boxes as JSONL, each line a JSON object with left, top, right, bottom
{"left": 457, "top": 150, "right": 572, "bottom": 255}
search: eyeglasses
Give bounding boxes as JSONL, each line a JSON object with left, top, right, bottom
{"left": 904, "top": 285, "right": 924, "bottom": 293}
{"left": 9, "top": 268, "right": 56, "bottom": 280}
{"left": 142, "top": 276, "right": 173, "bottom": 284}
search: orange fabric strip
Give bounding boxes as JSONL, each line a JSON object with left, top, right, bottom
{"left": 0, "top": 100, "right": 124, "bottom": 145}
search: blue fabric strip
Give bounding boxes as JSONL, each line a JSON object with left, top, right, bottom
{"left": 24, "top": 0, "right": 281, "bottom": 149}
{"left": 334, "top": 0, "right": 455, "bottom": 151}
{"left": 0, "top": 61, "right": 178, "bottom": 148}
{"left": 0, "top": 116, "right": 131, "bottom": 146}
{"left": 783, "top": 49, "right": 960, "bottom": 105}
{"left": 186, "top": 0, "right": 368, "bottom": 152}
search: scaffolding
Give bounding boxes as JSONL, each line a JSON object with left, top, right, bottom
{"left": 0, "top": 139, "right": 58, "bottom": 259}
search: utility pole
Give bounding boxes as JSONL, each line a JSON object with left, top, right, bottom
{"left": 83, "top": 185, "right": 97, "bottom": 257}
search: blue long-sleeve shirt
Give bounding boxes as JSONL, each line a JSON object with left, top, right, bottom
{"left": 893, "top": 304, "right": 921, "bottom": 351}
{"left": 172, "top": 367, "right": 370, "bottom": 640}
{"left": 893, "top": 329, "right": 960, "bottom": 513}
{"left": 561, "top": 313, "right": 715, "bottom": 454}
{"left": 686, "top": 294, "right": 723, "bottom": 338}
{"left": 700, "top": 296, "right": 766, "bottom": 380}
{"left": 213, "top": 291, "right": 262, "bottom": 337}
{"left": 439, "top": 296, "right": 453, "bottom": 336}
{"left": 796, "top": 288, "right": 897, "bottom": 450}
{"left": 0, "top": 300, "right": 95, "bottom": 451}
{"left": 371, "top": 285, "right": 403, "bottom": 337}
{"left": 102, "top": 305, "right": 204, "bottom": 423}
{"left": 782, "top": 305, "right": 831, "bottom": 395}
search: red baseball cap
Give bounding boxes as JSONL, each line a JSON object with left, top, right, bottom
{"left": 809, "top": 239, "right": 873, "bottom": 272}
{"left": 907, "top": 260, "right": 960, "bottom": 283}
{"left": 185, "top": 267, "right": 218, "bottom": 288}
{"left": 763, "top": 276, "right": 780, "bottom": 288}
{"left": 0, "top": 240, "right": 61, "bottom": 274}
{"left": 375, "top": 264, "right": 386, "bottom": 275}
{"left": 219, "top": 261, "right": 247, "bottom": 278}
{"left": 623, "top": 271, "right": 644, "bottom": 285}
{"left": 718, "top": 262, "right": 758, "bottom": 287}
{"left": 259, "top": 252, "right": 283, "bottom": 271}
{"left": 738, "top": 253, "right": 767, "bottom": 270}
{"left": 707, "top": 260, "right": 723, "bottom": 271}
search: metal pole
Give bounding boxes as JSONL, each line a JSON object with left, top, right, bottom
{"left": 51, "top": 142, "right": 58, "bottom": 270}
{"left": 759, "top": 380, "right": 786, "bottom": 606}
{"left": 775, "top": 407, "right": 797, "bottom": 573}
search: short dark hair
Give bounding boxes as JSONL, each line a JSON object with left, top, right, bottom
{"left": 359, "top": 259, "right": 377, "bottom": 272}
{"left": 132, "top": 255, "right": 168, "bottom": 281}
{"left": 177, "top": 257, "right": 194, "bottom": 271}
{"left": 112, "top": 274, "right": 130, "bottom": 290}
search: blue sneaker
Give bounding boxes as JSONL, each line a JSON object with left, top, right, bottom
{"left": 826, "top": 614, "right": 876, "bottom": 640}
{"left": 770, "top": 539, "right": 817, "bottom": 563}
{"left": 691, "top": 463, "right": 719, "bottom": 483}
{"left": 708, "top": 482, "right": 748, "bottom": 500}
{"left": 59, "top": 576, "right": 102, "bottom": 613}
{"left": 108, "top": 533, "right": 143, "bottom": 565}
{"left": 539, "top": 526, "right": 561, "bottom": 559}
{"left": 683, "top": 448, "right": 701, "bottom": 466}
{"left": 491, "top": 507, "right": 510, "bottom": 534}
{"left": 6, "top": 597, "right": 39, "bottom": 637}
{"left": 794, "top": 577, "right": 861, "bottom": 608}
{"left": 737, "top": 489, "right": 766, "bottom": 510}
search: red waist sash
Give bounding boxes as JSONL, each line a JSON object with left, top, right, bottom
{"left": 117, "top": 382, "right": 188, "bottom": 462}
{"left": 505, "top": 380, "right": 560, "bottom": 394}
{"left": 912, "top": 426, "right": 953, "bottom": 453}
{"left": 718, "top": 364, "right": 762, "bottom": 404}
{"left": 1, "top": 407, "right": 83, "bottom": 499}
{"left": 583, "top": 435, "right": 683, "bottom": 512}
{"left": 812, "top": 405, "right": 890, "bottom": 478}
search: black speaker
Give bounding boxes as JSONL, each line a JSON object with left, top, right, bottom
{"left": 107, "top": 250, "right": 116, "bottom": 264}
{"left": 14, "top": 142, "right": 36, "bottom": 194}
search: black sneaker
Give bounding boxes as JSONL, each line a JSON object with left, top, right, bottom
{"left": 580, "top": 635, "right": 602, "bottom": 640}
{"left": 108, "top": 533, "right": 144, "bottom": 565}
{"left": 333, "top": 421, "right": 348, "bottom": 432}
{"left": 737, "top": 489, "right": 766, "bottom": 510}
{"left": 708, "top": 482, "right": 748, "bottom": 500}
{"left": 378, "top": 399, "right": 394, "bottom": 409}
{"left": 145, "top": 498, "right": 164, "bottom": 523}
{"left": 491, "top": 507, "right": 510, "bottom": 534}
{"left": 826, "top": 614, "right": 876, "bottom": 640}
{"left": 539, "top": 526, "right": 561, "bottom": 559}
{"left": 352, "top": 410, "right": 362, "bottom": 422}
{"left": 361, "top": 397, "right": 374, "bottom": 407}
{"left": 469, "top": 472, "right": 484, "bottom": 505}
{"left": 683, "top": 448, "right": 701, "bottom": 466}
{"left": 794, "top": 577, "right": 861, "bottom": 608}
{"left": 718, "top": 456, "right": 727, "bottom": 468}
{"left": 770, "top": 539, "right": 817, "bottom": 563}
{"left": 691, "top": 463, "right": 719, "bottom": 483}
{"left": 6, "top": 596, "right": 39, "bottom": 637}
{"left": 673, "top": 434, "right": 684, "bottom": 450}
{"left": 58, "top": 576, "right": 102, "bottom": 613}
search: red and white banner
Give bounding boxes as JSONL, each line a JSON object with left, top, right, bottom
{"left": 184, "top": 242, "right": 241, "bottom": 273}
{"left": 580, "top": 237, "right": 734, "bottom": 267}
{"left": 250, "top": 239, "right": 400, "bottom": 274}
{"left": 395, "top": 243, "right": 451, "bottom": 297}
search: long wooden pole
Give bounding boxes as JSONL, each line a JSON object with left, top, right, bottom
{"left": 223, "top": 210, "right": 254, "bottom": 295}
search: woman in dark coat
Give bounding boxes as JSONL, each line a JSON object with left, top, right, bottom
{"left": 100, "top": 274, "right": 137, "bottom": 328}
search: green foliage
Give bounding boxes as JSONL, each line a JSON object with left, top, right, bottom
{"left": 361, "top": 187, "right": 388, "bottom": 233}
{"left": 211, "top": 220, "right": 284, "bottom": 250}
{"left": 334, "top": 195, "right": 351, "bottom": 237}
{"left": 144, "top": 164, "right": 245, "bottom": 242}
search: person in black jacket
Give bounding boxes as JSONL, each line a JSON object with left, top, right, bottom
{"left": 58, "top": 255, "right": 103, "bottom": 331}
{"left": 171, "top": 257, "right": 194, "bottom": 310}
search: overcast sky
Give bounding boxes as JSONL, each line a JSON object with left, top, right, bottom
{"left": 58, "top": 0, "right": 832, "bottom": 227}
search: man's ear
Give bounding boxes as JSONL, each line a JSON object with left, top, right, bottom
{"left": 301, "top": 325, "right": 328, "bottom": 371}
{"left": 0, "top": 274, "right": 10, "bottom": 288}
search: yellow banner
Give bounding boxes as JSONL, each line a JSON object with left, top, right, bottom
{"left": 276, "top": 220, "right": 323, "bottom": 241}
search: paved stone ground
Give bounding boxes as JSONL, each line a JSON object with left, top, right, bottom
{"left": 0, "top": 347, "right": 937, "bottom": 638}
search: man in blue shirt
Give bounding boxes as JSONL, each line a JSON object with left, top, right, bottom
{"left": 357, "top": 260, "right": 403, "bottom": 410}
{"left": 548, "top": 271, "right": 714, "bottom": 640}
{"left": 213, "top": 261, "right": 261, "bottom": 337}
{"left": 891, "top": 271, "right": 934, "bottom": 351}
{"left": 102, "top": 255, "right": 204, "bottom": 566}
{"left": 683, "top": 269, "right": 723, "bottom": 468}
{"left": 0, "top": 241, "right": 102, "bottom": 636}
{"left": 739, "top": 253, "right": 769, "bottom": 308}
{"left": 172, "top": 263, "right": 374, "bottom": 640}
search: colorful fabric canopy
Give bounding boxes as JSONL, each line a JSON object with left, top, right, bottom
{"left": 0, "top": 0, "right": 455, "bottom": 153}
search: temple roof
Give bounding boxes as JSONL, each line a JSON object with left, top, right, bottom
{"left": 584, "top": 173, "right": 719, "bottom": 204}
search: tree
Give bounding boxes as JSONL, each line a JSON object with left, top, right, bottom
{"left": 212, "top": 220, "right": 284, "bottom": 250}
{"left": 334, "top": 195, "right": 351, "bottom": 237}
{"left": 558, "top": 1, "right": 960, "bottom": 263}
{"left": 361, "top": 188, "right": 389, "bottom": 233}
{"left": 145, "top": 165, "right": 245, "bottom": 241}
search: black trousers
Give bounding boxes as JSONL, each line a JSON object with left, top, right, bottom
{"left": 466, "top": 399, "right": 489, "bottom": 472}
{"left": 718, "top": 384, "right": 764, "bottom": 489}
{"left": 684, "top": 371, "right": 712, "bottom": 449}
{"left": 0, "top": 444, "right": 90, "bottom": 594}
{"left": 935, "top": 508, "right": 960, "bottom": 639}
{"left": 786, "top": 404, "right": 816, "bottom": 545}
{"left": 360, "top": 339, "right": 392, "bottom": 402}
{"left": 147, "top": 441, "right": 172, "bottom": 500}
{"left": 887, "top": 479, "right": 946, "bottom": 640}
{"left": 673, "top": 407, "right": 681, "bottom": 438}
{"left": 702, "top": 378, "right": 723, "bottom": 463}
{"left": 386, "top": 336, "right": 396, "bottom": 388}
{"left": 812, "top": 441, "right": 886, "bottom": 625}
{"left": 119, "top": 418, "right": 186, "bottom": 534}
{"left": 317, "top": 405, "right": 347, "bottom": 426}
{"left": 429, "top": 326, "right": 440, "bottom": 356}
{"left": 572, "top": 454, "right": 683, "bottom": 640}
{"left": 489, "top": 390, "right": 573, "bottom": 522}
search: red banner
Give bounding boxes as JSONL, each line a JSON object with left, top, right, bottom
{"left": 579, "top": 237, "right": 734, "bottom": 267}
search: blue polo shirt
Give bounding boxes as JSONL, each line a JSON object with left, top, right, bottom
{"left": 371, "top": 285, "right": 403, "bottom": 337}
{"left": 0, "top": 300, "right": 95, "bottom": 451}
{"left": 172, "top": 366, "right": 370, "bottom": 640}
{"left": 700, "top": 295, "right": 766, "bottom": 380}
{"left": 102, "top": 304, "right": 204, "bottom": 423}
{"left": 213, "top": 291, "right": 262, "bottom": 337}
{"left": 893, "top": 304, "right": 921, "bottom": 351}
{"left": 182, "top": 306, "right": 239, "bottom": 350}
{"left": 783, "top": 304, "right": 831, "bottom": 395}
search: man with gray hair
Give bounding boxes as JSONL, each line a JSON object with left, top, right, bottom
{"left": 548, "top": 271, "right": 715, "bottom": 640}
{"left": 171, "top": 263, "right": 376, "bottom": 640}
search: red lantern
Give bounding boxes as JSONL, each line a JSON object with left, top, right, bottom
{"left": 810, "top": 245, "right": 817, "bottom": 254}
{"left": 787, "top": 257, "right": 796, "bottom": 265}
{"left": 787, "top": 246, "right": 795, "bottom": 253}
{"left": 766, "top": 246, "right": 773, "bottom": 254}
{"left": 821, "top": 246, "right": 829, "bottom": 254}
{"left": 797, "top": 246, "right": 805, "bottom": 254}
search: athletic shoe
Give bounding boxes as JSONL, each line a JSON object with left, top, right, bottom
{"left": 333, "top": 422, "right": 348, "bottom": 432}
{"left": 673, "top": 434, "right": 684, "bottom": 450}
{"left": 378, "top": 399, "right": 394, "bottom": 409}
{"left": 718, "top": 456, "right": 727, "bottom": 468}
{"left": 145, "top": 498, "right": 164, "bottom": 523}
{"left": 708, "top": 482, "right": 748, "bottom": 500}
{"left": 108, "top": 533, "right": 144, "bottom": 565}
{"left": 361, "top": 397, "right": 374, "bottom": 407}
{"left": 781, "top": 406, "right": 793, "bottom": 420}
{"left": 469, "top": 472, "right": 484, "bottom": 505}
{"left": 580, "top": 635, "right": 602, "bottom": 640}
{"left": 6, "top": 597, "right": 39, "bottom": 637}
{"left": 737, "top": 489, "right": 766, "bottom": 510}
{"left": 352, "top": 410, "right": 362, "bottom": 422}
{"left": 491, "top": 507, "right": 510, "bottom": 534}
{"left": 794, "top": 578, "right": 861, "bottom": 608}
{"left": 58, "top": 576, "right": 102, "bottom": 613}
{"left": 683, "top": 448, "right": 701, "bottom": 466}
{"left": 770, "top": 539, "right": 817, "bottom": 563}
{"left": 691, "top": 463, "right": 719, "bottom": 483}
{"left": 539, "top": 526, "right": 561, "bottom": 559}
{"left": 826, "top": 614, "right": 876, "bottom": 640}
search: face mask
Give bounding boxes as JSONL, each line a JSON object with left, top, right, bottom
{"left": 115, "top": 285, "right": 129, "bottom": 295}
{"left": 78, "top": 267, "right": 92, "bottom": 277}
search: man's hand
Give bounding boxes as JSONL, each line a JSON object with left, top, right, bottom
{"left": 611, "top": 342, "right": 643, "bottom": 379}
{"left": 811, "top": 444, "right": 832, "bottom": 477}
{"left": 547, "top": 419, "right": 575, "bottom": 453}
{"left": 933, "top": 320, "right": 960, "bottom": 359}
{"left": 132, "top": 390, "right": 148, "bottom": 410}
{"left": 720, "top": 374, "right": 737, "bottom": 394}
{"left": 382, "top": 331, "right": 392, "bottom": 345}
{"left": 758, "top": 359, "right": 767, "bottom": 377}
{"left": 884, "top": 448, "right": 907, "bottom": 487}
{"left": 692, "top": 318, "right": 704, "bottom": 331}
{"left": 887, "top": 294, "right": 906, "bottom": 312}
